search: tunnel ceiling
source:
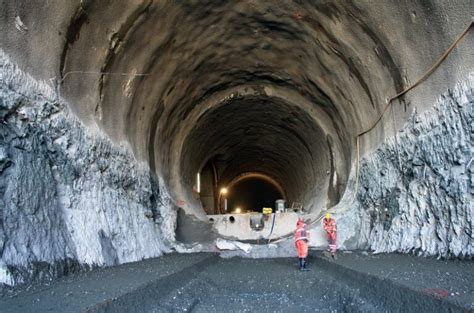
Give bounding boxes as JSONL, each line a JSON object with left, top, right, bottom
{"left": 2, "top": 0, "right": 472, "bottom": 218}
{"left": 181, "top": 96, "right": 336, "bottom": 208}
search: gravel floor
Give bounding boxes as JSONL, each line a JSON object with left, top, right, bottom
{"left": 0, "top": 251, "right": 472, "bottom": 312}
{"left": 326, "top": 251, "right": 473, "bottom": 310}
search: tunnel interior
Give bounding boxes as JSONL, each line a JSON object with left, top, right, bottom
{"left": 182, "top": 96, "right": 346, "bottom": 216}
{"left": 44, "top": 0, "right": 425, "bottom": 222}
{"left": 0, "top": 2, "right": 472, "bottom": 282}
{"left": 42, "top": 0, "right": 418, "bottom": 220}
{"left": 226, "top": 177, "right": 284, "bottom": 213}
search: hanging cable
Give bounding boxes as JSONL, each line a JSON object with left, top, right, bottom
{"left": 354, "top": 21, "right": 473, "bottom": 193}
{"left": 267, "top": 212, "right": 277, "bottom": 244}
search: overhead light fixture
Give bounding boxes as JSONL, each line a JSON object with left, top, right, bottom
{"left": 220, "top": 187, "right": 228, "bottom": 212}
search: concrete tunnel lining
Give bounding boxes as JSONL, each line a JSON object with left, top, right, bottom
{"left": 47, "top": 1, "right": 422, "bottom": 220}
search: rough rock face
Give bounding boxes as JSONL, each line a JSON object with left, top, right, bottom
{"left": 3, "top": 1, "right": 471, "bottom": 218}
{"left": 338, "top": 75, "right": 473, "bottom": 258}
{"left": 0, "top": 53, "right": 176, "bottom": 286}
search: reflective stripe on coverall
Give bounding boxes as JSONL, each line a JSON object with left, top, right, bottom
{"left": 323, "top": 218, "right": 337, "bottom": 253}
{"left": 294, "top": 225, "right": 309, "bottom": 258}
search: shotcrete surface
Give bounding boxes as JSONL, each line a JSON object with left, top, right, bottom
{"left": 1, "top": 252, "right": 472, "bottom": 312}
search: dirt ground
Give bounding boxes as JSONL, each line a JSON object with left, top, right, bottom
{"left": 1, "top": 251, "right": 472, "bottom": 312}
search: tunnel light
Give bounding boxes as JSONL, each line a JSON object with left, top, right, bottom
{"left": 196, "top": 173, "right": 200, "bottom": 193}
{"left": 235, "top": 207, "right": 242, "bottom": 214}
{"left": 220, "top": 187, "right": 228, "bottom": 212}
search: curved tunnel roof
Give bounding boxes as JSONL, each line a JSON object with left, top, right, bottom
{"left": 1, "top": 1, "right": 472, "bottom": 219}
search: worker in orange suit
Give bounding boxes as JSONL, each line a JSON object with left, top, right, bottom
{"left": 294, "top": 218, "right": 309, "bottom": 271}
{"left": 323, "top": 212, "right": 337, "bottom": 259}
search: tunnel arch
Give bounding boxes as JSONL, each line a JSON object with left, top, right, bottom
{"left": 1, "top": 0, "right": 471, "bottom": 233}
{"left": 74, "top": 1, "right": 417, "bottom": 222}
{"left": 176, "top": 87, "right": 350, "bottom": 218}
{"left": 30, "top": 1, "right": 467, "bottom": 223}
{"left": 224, "top": 172, "right": 287, "bottom": 202}
{"left": 225, "top": 177, "right": 285, "bottom": 213}
{"left": 56, "top": 2, "right": 402, "bottom": 214}
{"left": 217, "top": 172, "right": 286, "bottom": 214}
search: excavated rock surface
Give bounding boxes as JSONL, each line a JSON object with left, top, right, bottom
{"left": 0, "top": 53, "right": 177, "bottom": 287}
{"left": 338, "top": 75, "right": 473, "bottom": 257}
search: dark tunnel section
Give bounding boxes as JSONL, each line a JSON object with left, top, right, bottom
{"left": 226, "top": 178, "right": 284, "bottom": 213}
{"left": 179, "top": 95, "right": 349, "bottom": 215}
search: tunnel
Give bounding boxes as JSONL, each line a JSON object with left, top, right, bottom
{"left": 0, "top": 0, "right": 473, "bottom": 293}
{"left": 225, "top": 174, "right": 285, "bottom": 213}
{"left": 25, "top": 0, "right": 399, "bottom": 220}
{"left": 182, "top": 95, "right": 344, "bottom": 216}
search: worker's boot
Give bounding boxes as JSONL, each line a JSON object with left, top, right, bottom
{"left": 298, "top": 258, "right": 303, "bottom": 270}
{"left": 301, "top": 258, "right": 310, "bottom": 271}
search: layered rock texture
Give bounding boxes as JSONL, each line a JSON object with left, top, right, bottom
{"left": 337, "top": 75, "right": 473, "bottom": 258}
{"left": 0, "top": 54, "right": 176, "bottom": 286}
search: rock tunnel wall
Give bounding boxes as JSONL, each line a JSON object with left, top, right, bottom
{"left": 0, "top": 0, "right": 473, "bottom": 287}
{"left": 335, "top": 75, "right": 473, "bottom": 258}
{"left": 0, "top": 54, "right": 176, "bottom": 286}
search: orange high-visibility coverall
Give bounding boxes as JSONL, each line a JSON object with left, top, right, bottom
{"left": 323, "top": 217, "right": 337, "bottom": 253}
{"left": 294, "top": 220, "right": 309, "bottom": 258}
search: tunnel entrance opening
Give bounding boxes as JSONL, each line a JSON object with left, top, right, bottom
{"left": 225, "top": 177, "right": 284, "bottom": 214}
